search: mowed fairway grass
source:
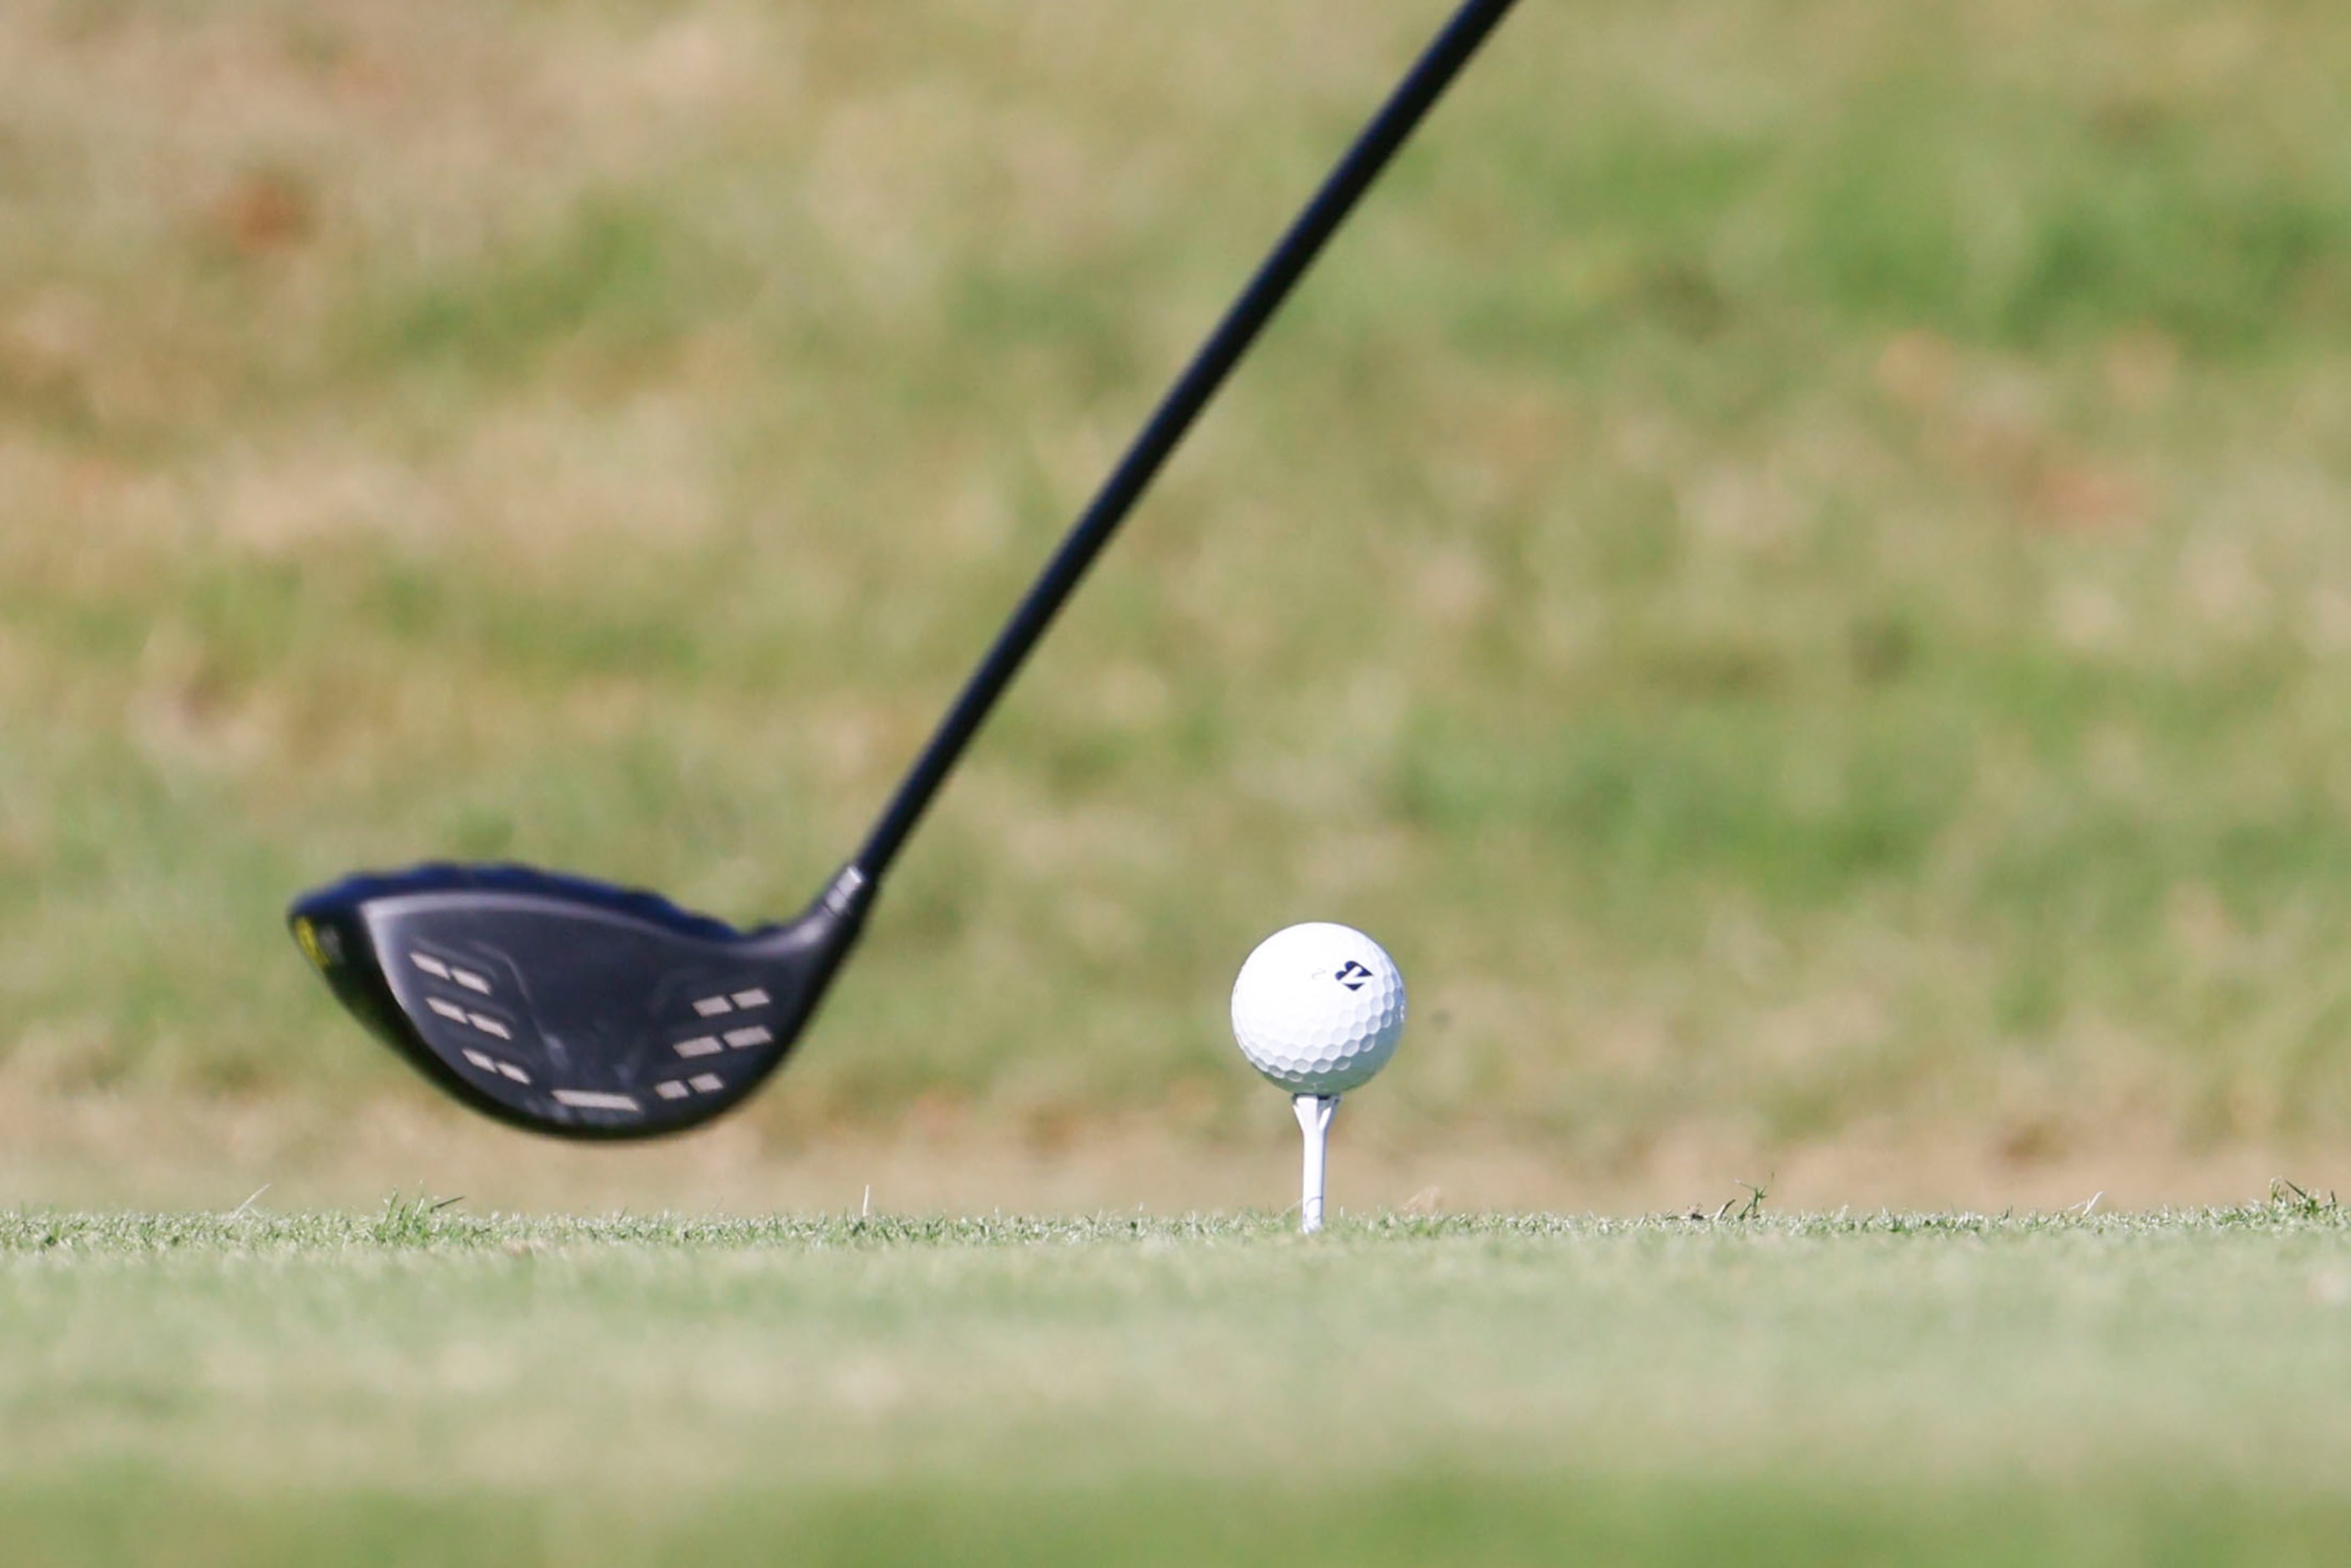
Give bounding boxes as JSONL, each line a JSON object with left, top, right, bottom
{"left": 5, "top": 1201, "right": 2351, "bottom": 1565}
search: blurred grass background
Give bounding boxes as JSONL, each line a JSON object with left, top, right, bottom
{"left": 5, "top": 0, "right": 2351, "bottom": 1179}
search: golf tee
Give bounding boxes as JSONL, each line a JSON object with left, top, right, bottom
{"left": 1293, "top": 1093, "right": 1340, "bottom": 1233}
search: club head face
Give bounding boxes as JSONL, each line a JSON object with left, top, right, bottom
{"left": 288, "top": 863, "right": 868, "bottom": 1140}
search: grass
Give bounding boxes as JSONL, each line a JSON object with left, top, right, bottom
{"left": 13, "top": 16, "right": 2351, "bottom": 1552}
{"left": 8, "top": 0, "right": 2351, "bottom": 1172}
{"left": 4, "top": 1197, "right": 2351, "bottom": 1563}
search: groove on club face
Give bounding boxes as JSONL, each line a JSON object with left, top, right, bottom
{"left": 289, "top": 866, "right": 868, "bottom": 1140}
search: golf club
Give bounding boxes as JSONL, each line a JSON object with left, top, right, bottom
{"left": 288, "top": 0, "right": 1520, "bottom": 1140}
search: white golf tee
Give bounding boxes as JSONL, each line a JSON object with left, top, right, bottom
{"left": 1292, "top": 1093, "right": 1340, "bottom": 1233}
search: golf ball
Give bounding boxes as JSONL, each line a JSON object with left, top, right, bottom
{"left": 1230, "top": 923, "right": 1406, "bottom": 1095}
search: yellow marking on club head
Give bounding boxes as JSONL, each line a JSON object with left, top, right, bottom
{"left": 293, "top": 918, "right": 331, "bottom": 971}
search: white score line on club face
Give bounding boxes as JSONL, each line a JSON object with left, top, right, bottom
{"left": 552, "top": 1090, "right": 640, "bottom": 1113}
{"left": 461, "top": 1049, "right": 532, "bottom": 1085}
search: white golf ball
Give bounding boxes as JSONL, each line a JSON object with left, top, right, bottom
{"left": 1230, "top": 923, "right": 1406, "bottom": 1095}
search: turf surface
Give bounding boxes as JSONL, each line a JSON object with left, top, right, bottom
{"left": 6, "top": 1199, "right": 2350, "bottom": 1564}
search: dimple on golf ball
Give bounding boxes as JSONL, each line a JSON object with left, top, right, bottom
{"left": 1230, "top": 923, "right": 1406, "bottom": 1095}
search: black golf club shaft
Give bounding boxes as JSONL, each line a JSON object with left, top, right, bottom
{"left": 852, "top": 0, "right": 1519, "bottom": 883}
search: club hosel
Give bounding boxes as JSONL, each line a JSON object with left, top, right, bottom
{"left": 820, "top": 862, "right": 877, "bottom": 925}
{"left": 772, "top": 862, "right": 875, "bottom": 952}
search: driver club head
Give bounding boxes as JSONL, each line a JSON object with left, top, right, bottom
{"left": 288, "top": 864, "right": 869, "bottom": 1139}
